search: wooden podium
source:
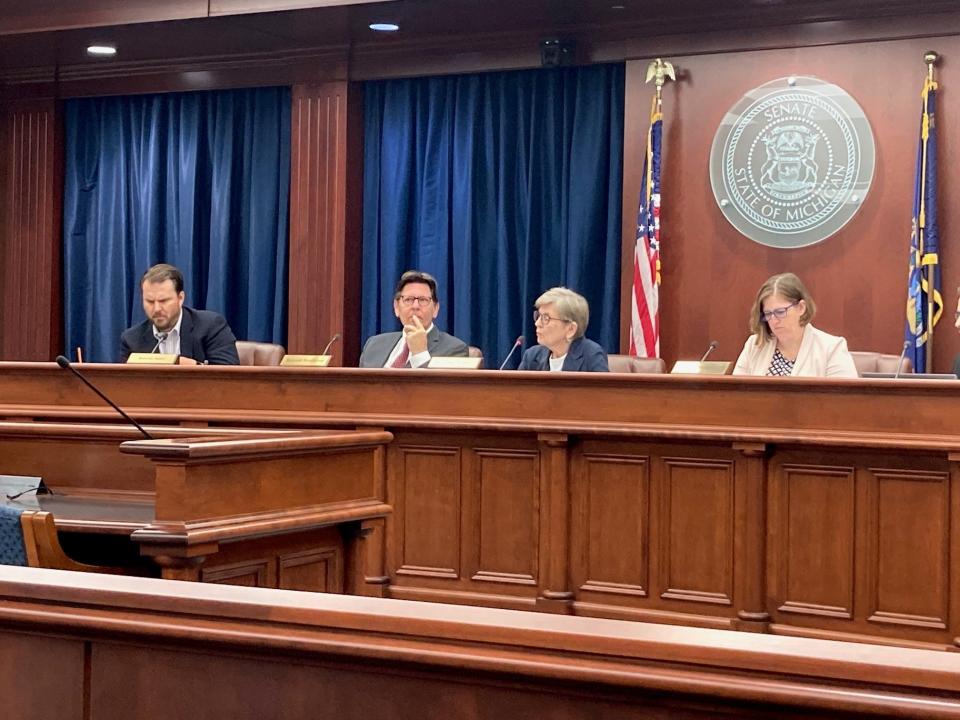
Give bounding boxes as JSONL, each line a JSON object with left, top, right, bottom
{"left": 0, "top": 420, "right": 392, "bottom": 594}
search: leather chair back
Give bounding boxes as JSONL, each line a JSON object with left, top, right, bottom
{"left": 236, "top": 341, "right": 286, "bottom": 366}
{"left": 850, "top": 351, "right": 913, "bottom": 376}
{"left": 608, "top": 354, "right": 666, "bottom": 374}
{"left": 467, "top": 346, "right": 484, "bottom": 369}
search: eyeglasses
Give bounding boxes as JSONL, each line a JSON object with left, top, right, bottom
{"left": 760, "top": 300, "right": 800, "bottom": 322}
{"left": 533, "top": 310, "right": 572, "bottom": 326}
{"left": 398, "top": 295, "right": 434, "bottom": 307}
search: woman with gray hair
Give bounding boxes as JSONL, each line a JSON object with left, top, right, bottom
{"left": 518, "top": 287, "right": 609, "bottom": 372}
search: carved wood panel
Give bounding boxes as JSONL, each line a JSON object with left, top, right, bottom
{"left": 571, "top": 452, "right": 650, "bottom": 599}
{"left": 658, "top": 456, "right": 735, "bottom": 606}
{"left": 771, "top": 463, "right": 856, "bottom": 620}
{"left": 391, "top": 444, "right": 462, "bottom": 579}
{"left": 203, "top": 559, "right": 272, "bottom": 587}
{"left": 465, "top": 448, "right": 539, "bottom": 586}
{"left": 279, "top": 546, "right": 342, "bottom": 593}
{"left": 866, "top": 467, "right": 950, "bottom": 630}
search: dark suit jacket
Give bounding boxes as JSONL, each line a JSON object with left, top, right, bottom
{"left": 359, "top": 325, "right": 468, "bottom": 368}
{"left": 518, "top": 337, "right": 609, "bottom": 372}
{"left": 120, "top": 306, "right": 240, "bottom": 365}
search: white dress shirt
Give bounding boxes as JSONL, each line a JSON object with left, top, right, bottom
{"left": 384, "top": 324, "right": 434, "bottom": 368}
{"left": 153, "top": 311, "right": 183, "bottom": 356}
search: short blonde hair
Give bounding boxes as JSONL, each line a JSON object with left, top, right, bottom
{"left": 749, "top": 273, "right": 816, "bottom": 345}
{"left": 535, "top": 287, "right": 589, "bottom": 340}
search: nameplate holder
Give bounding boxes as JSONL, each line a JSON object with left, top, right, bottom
{"left": 127, "top": 353, "right": 179, "bottom": 365}
{"left": 280, "top": 354, "right": 332, "bottom": 367}
{"left": 429, "top": 356, "right": 483, "bottom": 370}
{"left": 670, "top": 360, "right": 732, "bottom": 375}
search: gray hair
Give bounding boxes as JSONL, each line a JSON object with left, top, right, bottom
{"left": 535, "top": 287, "right": 589, "bottom": 340}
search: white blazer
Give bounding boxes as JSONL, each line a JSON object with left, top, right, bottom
{"left": 733, "top": 324, "right": 858, "bottom": 378}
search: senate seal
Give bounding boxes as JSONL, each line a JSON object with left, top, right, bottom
{"left": 709, "top": 76, "right": 875, "bottom": 248}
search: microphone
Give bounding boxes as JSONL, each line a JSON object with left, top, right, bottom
{"left": 6, "top": 479, "right": 53, "bottom": 501}
{"left": 499, "top": 336, "right": 524, "bottom": 371}
{"left": 55, "top": 355, "right": 154, "bottom": 440}
{"left": 150, "top": 332, "right": 168, "bottom": 353}
{"left": 894, "top": 340, "right": 911, "bottom": 379}
{"left": 700, "top": 340, "right": 719, "bottom": 362}
{"left": 321, "top": 333, "right": 341, "bottom": 356}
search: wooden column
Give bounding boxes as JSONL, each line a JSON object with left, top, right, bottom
{"left": 537, "top": 432, "right": 574, "bottom": 613}
{"left": 0, "top": 98, "right": 62, "bottom": 361}
{"left": 288, "top": 82, "right": 364, "bottom": 366}
{"left": 733, "top": 442, "right": 771, "bottom": 632}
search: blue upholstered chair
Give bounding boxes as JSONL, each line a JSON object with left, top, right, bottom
{"left": 0, "top": 506, "right": 129, "bottom": 571}
{"left": 0, "top": 504, "right": 29, "bottom": 566}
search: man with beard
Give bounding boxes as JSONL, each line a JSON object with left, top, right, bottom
{"left": 120, "top": 263, "right": 239, "bottom": 365}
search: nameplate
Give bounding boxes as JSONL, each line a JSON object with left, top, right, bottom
{"left": 279, "top": 354, "right": 332, "bottom": 367}
{"left": 429, "top": 356, "right": 483, "bottom": 370}
{"left": 670, "top": 360, "right": 732, "bottom": 375}
{"left": 127, "top": 353, "right": 179, "bottom": 365}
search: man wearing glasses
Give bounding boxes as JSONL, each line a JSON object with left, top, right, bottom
{"left": 359, "top": 270, "right": 469, "bottom": 368}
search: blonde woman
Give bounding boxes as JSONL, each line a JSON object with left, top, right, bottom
{"left": 733, "top": 273, "right": 857, "bottom": 378}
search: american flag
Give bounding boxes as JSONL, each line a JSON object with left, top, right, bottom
{"left": 629, "top": 99, "right": 663, "bottom": 358}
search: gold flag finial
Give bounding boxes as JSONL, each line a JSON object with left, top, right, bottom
{"left": 924, "top": 50, "right": 939, "bottom": 82}
{"left": 645, "top": 58, "right": 675, "bottom": 111}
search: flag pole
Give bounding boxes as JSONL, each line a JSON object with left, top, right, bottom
{"left": 922, "top": 50, "right": 938, "bottom": 372}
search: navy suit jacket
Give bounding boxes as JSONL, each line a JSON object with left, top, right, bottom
{"left": 120, "top": 306, "right": 240, "bottom": 365}
{"left": 518, "top": 337, "right": 609, "bottom": 372}
{"left": 358, "top": 325, "right": 468, "bottom": 368}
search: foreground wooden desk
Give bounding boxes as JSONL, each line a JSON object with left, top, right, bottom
{"left": 0, "top": 362, "right": 957, "bottom": 650}
{"left": 0, "top": 420, "right": 392, "bottom": 593}
{"left": 1, "top": 567, "right": 959, "bottom": 720}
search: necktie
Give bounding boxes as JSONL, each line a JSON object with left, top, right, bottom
{"left": 391, "top": 343, "right": 410, "bottom": 368}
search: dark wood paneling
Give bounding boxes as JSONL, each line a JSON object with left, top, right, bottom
{"left": 622, "top": 35, "right": 960, "bottom": 371}
{"left": 288, "top": 81, "right": 363, "bottom": 364}
{"left": 868, "top": 468, "right": 950, "bottom": 629}
{"left": 572, "top": 452, "right": 650, "bottom": 599}
{"left": 392, "top": 443, "right": 462, "bottom": 578}
{"left": 659, "top": 456, "right": 735, "bottom": 606}
{"left": 5, "top": 567, "right": 960, "bottom": 719}
{"left": 4, "top": 365, "right": 960, "bottom": 648}
{"left": 469, "top": 448, "right": 538, "bottom": 584}
{"left": 772, "top": 463, "right": 857, "bottom": 619}
{"left": 0, "top": 98, "right": 62, "bottom": 361}
{"left": 0, "top": 633, "right": 85, "bottom": 720}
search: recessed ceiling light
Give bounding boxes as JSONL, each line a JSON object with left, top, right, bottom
{"left": 611, "top": 4, "right": 625, "bottom": 8}
{"left": 369, "top": 22, "right": 400, "bottom": 32}
{"left": 86, "top": 44, "right": 117, "bottom": 57}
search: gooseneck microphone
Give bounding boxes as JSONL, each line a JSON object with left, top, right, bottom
{"left": 894, "top": 340, "right": 911, "bottom": 379}
{"left": 55, "top": 356, "right": 154, "bottom": 440}
{"left": 700, "top": 340, "right": 719, "bottom": 362}
{"left": 321, "top": 333, "right": 341, "bottom": 356}
{"left": 499, "top": 336, "right": 525, "bottom": 371}
{"left": 150, "top": 332, "right": 168, "bottom": 353}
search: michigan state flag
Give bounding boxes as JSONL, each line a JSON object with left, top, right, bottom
{"left": 905, "top": 76, "right": 942, "bottom": 373}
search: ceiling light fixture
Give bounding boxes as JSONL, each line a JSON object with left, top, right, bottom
{"left": 369, "top": 22, "right": 400, "bottom": 32}
{"left": 86, "top": 44, "right": 117, "bottom": 57}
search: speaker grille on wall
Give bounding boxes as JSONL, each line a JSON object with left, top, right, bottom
{"left": 540, "top": 39, "right": 576, "bottom": 67}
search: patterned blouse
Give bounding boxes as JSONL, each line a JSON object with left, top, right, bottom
{"left": 766, "top": 348, "right": 795, "bottom": 376}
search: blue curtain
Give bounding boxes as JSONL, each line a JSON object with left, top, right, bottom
{"left": 362, "top": 64, "right": 624, "bottom": 368}
{"left": 63, "top": 87, "right": 291, "bottom": 362}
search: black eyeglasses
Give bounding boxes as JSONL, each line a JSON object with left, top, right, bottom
{"left": 398, "top": 295, "right": 434, "bottom": 307}
{"left": 760, "top": 300, "right": 800, "bottom": 322}
{"left": 533, "top": 310, "right": 572, "bottom": 326}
